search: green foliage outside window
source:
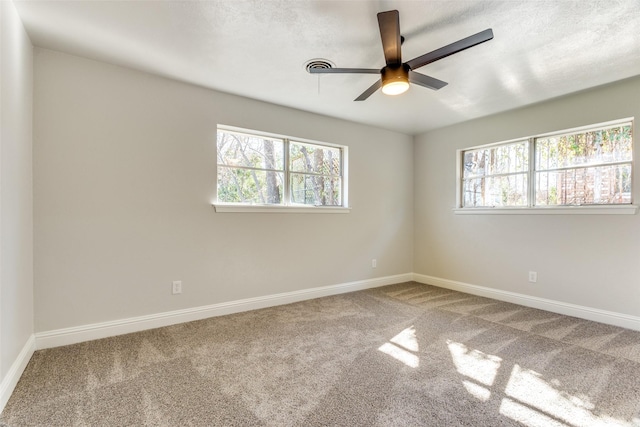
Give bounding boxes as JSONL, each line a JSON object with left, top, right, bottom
{"left": 461, "top": 121, "right": 633, "bottom": 208}
{"left": 217, "top": 129, "right": 344, "bottom": 207}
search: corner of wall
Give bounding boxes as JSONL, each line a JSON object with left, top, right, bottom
{"left": 0, "top": 335, "right": 35, "bottom": 414}
{"left": 0, "top": 0, "right": 36, "bottom": 413}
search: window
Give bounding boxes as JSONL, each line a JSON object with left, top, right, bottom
{"left": 462, "top": 140, "right": 529, "bottom": 208}
{"left": 535, "top": 124, "right": 632, "bottom": 206}
{"left": 289, "top": 141, "right": 343, "bottom": 206}
{"left": 458, "top": 119, "right": 634, "bottom": 211}
{"left": 216, "top": 126, "right": 347, "bottom": 210}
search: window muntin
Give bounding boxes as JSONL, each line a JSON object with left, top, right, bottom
{"left": 459, "top": 120, "right": 633, "bottom": 209}
{"left": 217, "top": 127, "right": 346, "bottom": 207}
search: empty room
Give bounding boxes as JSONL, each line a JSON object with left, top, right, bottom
{"left": 1, "top": 0, "right": 639, "bottom": 425}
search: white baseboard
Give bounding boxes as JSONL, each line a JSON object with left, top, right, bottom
{"left": 0, "top": 334, "right": 35, "bottom": 414}
{"left": 36, "top": 273, "right": 413, "bottom": 350}
{"left": 413, "top": 273, "right": 640, "bottom": 331}
{"left": 33, "top": 271, "right": 640, "bottom": 351}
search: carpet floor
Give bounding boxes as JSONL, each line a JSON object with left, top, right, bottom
{"left": 2, "top": 282, "right": 640, "bottom": 426}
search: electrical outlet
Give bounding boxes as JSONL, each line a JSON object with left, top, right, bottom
{"left": 528, "top": 271, "right": 537, "bottom": 283}
{"left": 172, "top": 280, "right": 182, "bottom": 294}
{"left": 372, "top": 259, "right": 377, "bottom": 268}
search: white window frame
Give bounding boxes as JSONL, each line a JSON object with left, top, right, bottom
{"left": 455, "top": 118, "right": 638, "bottom": 215}
{"left": 213, "top": 125, "right": 349, "bottom": 213}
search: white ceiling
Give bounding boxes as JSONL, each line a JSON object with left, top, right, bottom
{"left": 13, "top": 0, "right": 640, "bottom": 135}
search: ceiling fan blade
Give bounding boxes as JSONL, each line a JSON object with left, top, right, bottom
{"left": 354, "top": 80, "right": 382, "bottom": 101}
{"left": 406, "top": 28, "right": 494, "bottom": 70}
{"left": 377, "top": 10, "right": 402, "bottom": 65}
{"left": 409, "top": 71, "right": 448, "bottom": 90}
{"left": 309, "top": 68, "right": 380, "bottom": 74}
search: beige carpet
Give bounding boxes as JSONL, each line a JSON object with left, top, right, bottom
{"left": 2, "top": 282, "right": 640, "bottom": 426}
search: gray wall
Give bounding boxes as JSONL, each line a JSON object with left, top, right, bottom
{"left": 26, "top": 26, "right": 640, "bottom": 338}
{"left": 33, "top": 48, "right": 414, "bottom": 332}
{"left": 414, "top": 76, "right": 640, "bottom": 317}
{"left": 0, "top": 1, "right": 34, "bottom": 379}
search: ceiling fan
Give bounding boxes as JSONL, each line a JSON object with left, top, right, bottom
{"left": 309, "top": 10, "right": 493, "bottom": 101}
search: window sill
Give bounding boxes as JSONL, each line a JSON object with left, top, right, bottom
{"left": 453, "top": 205, "right": 638, "bottom": 215}
{"left": 213, "top": 204, "right": 351, "bottom": 214}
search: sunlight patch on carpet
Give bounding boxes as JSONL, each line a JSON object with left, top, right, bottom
{"left": 390, "top": 326, "right": 419, "bottom": 352}
{"left": 502, "top": 364, "right": 632, "bottom": 427}
{"left": 447, "top": 340, "right": 501, "bottom": 402}
{"left": 462, "top": 380, "right": 492, "bottom": 402}
{"left": 447, "top": 340, "right": 501, "bottom": 387}
{"left": 446, "top": 340, "right": 636, "bottom": 426}
{"left": 378, "top": 326, "right": 419, "bottom": 368}
{"left": 499, "top": 397, "right": 565, "bottom": 427}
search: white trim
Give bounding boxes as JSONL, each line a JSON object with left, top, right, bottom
{"left": 453, "top": 205, "right": 638, "bottom": 215}
{"left": 213, "top": 204, "right": 351, "bottom": 213}
{"left": 456, "top": 118, "right": 635, "bottom": 211}
{"left": 0, "top": 334, "right": 35, "bottom": 414}
{"left": 535, "top": 117, "right": 633, "bottom": 140}
{"left": 216, "top": 124, "right": 349, "bottom": 210}
{"left": 413, "top": 273, "right": 640, "bottom": 331}
{"left": 32, "top": 271, "right": 640, "bottom": 351}
{"left": 217, "top": 124, "right": 346, "bottom": 150}
{"left": 35, "top": 273, "right": 412, "bottom": 350}
{"left": 457, "top": 117, "right": 634, "bottom": 153}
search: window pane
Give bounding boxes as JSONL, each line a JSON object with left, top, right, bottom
{"left": 463, "top": 141, "right": 528, "bottom": 179}
{"left": 290, "top": 173, "right": 342, "bottom": 206}
{"left": 535, "top": 164, "right": 631, "bottom": 205}
{"left": 536, "top": 124, "right": 632, "bottom": 171}
{"left": 217, "top": 131, "right": 284, "bottom": 171}
{"left": 217, "top": 166, "right": 283, "bottom": 204}
{"left": 290, "top": 142, "right": 341, "bottom": 175}
{"left": 463, "top": 174, "right": 528, "bottom": 207}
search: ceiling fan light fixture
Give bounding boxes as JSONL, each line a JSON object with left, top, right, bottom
{"left": 381, "top": 64, "right": 410, "bottom": 96}
{"left": 382, "top": 79, "right": 410, "bottom": 96}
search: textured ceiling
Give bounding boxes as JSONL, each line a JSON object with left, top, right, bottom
{"left": 13, "top": 0, "right": 640, "bottom": 135}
